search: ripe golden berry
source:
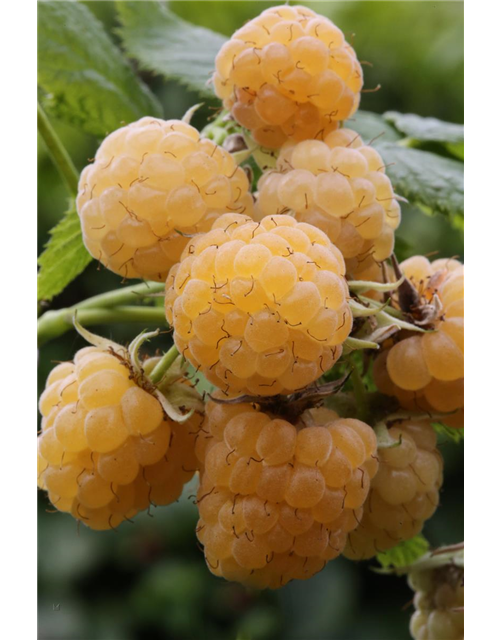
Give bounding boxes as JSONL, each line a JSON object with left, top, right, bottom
{"left": 343, "top": 420, "right": 443, "bottom": 560}
{"left": 256, "top": 131, "right": 400, "bottom": 275}
{"left": 213, "top": 5, "right": 363, "bottom": 148}
{"left": 37, "top": 347, "right": 201, "bottom": 530}
{"left": 373, "top": 257, "right": 464, "bottom": 427}
{"left": 76, "top": 117, "right": 253, "bottom": 281}
{"left": 195, "top": 400, "right": 378, "bottom": 588}
{"left": 409, "top": 563, "right": 464, "bottom": 640}
{"left": 165, "top": 213, "right": 352, "bottom": 396}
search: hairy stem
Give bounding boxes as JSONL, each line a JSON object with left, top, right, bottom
{"left": 37, "top": 102, "right": 79, "bottom": 195}
{"left": 72, "top": 281, "right": 165, "bottom": 311}
{"left": 38, "top": 280, "right": 165, "bottom": 343}
{"left": 38, "top": 305, "right": 166, "bottom": 347}
{"left": 149, "top": 345, "right": 180, "bottom": 384}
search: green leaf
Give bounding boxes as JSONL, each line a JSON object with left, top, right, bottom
{"left": 38, "top": 205, "right": 92, "bottom": 302}
{"left": 116, "top": 1, "right": 226, "bottom": 97}
{"left": 445, "top": 141, "right": 464, "bottom": 161}
{"left": 432, "top": 422, "right": 465, "bottom": 444}
{"left": 384, "top": 112, "right": 464, "bottom": 144}
{"left": 347, "top": 110, "right": 402, "bottom": 145}
{"left": 377, "top": 142, "right": 464, "bottom": 225}
{"left": 38, "top": 0, "right": 162, "bottom": 137}
{"left": 377, "top": 534, "right": 430, "bottom": 569}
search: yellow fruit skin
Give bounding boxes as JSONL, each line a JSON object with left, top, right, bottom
{"left": 195, "top": 400, "right": 377, "bottom": 588}
{"left": 408, "top": 565, "right": 464, "bottom": 640}
{"left": 343, "top": 420, "right": 443, "bottom": 560}
{"left": 373, "top": 257, "right": 464, "bottom": 428}
{"left": 38, "top": 347, "right": 202, "bottom": 530}
{"left": 255, "top": 130, "right": 400, "bottom": 273}
{"left": 165, "top": 213, "right": 352, "bottom": 396}
{"left": 213, "top": 5, "right": 363, "bottom": 148}
{"left": 76, "top": 117, "right": 253, "bottom": 282}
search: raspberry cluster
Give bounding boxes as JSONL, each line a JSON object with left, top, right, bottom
{"left": 37, "top": 347, "right": 200, "bottom": 530}
{"left": 373, "top": 257, "right": 464, "bottom": 427}
{"left": 256, "top": 131, "right": 400, "bottom": 274}
{"left": 195, "top": 401, "right": 378, "bottom": 588}
{"left": 213, "top": 5, "right": 363, "bottom": 148}
{"left": 165, "top": 213, "right": 351, "bottom": 396}
{"left": 77, "top": 117, "right": 253, "bottom": 281}
{"left": 343, "top": 420, "right": 443, "bottom": 560}
{"left": 38, "top": 1, "right": 464, "bottom": 596}
{"left": 409, "top": 564, "right": 464, "bottom": 640}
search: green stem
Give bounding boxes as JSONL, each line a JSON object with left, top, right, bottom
{"left": 38, "top": 305, "right": 166, "bottom": 347}
{"left": 37, "top": 102, "right": 79, "bottom": 195}
{"left": 201, "top": 108, "right": 240, "bottom": 145}
{"left": 149, "top": 345, "right": 180, "bottom": 384}
{"left": 73, "top": 281, "right": 165, "bottom": 311}
{"left": 348, "top": 357, "right": 369, "bottom": 421}
{"left": 37, "top": 281, "right": 165, "bottom": 344}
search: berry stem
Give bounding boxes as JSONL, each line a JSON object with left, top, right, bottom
{"left": 148, "top": 345, "right": 180, "bottom": 385}
{"left": 37, "top": 305, "right": 166, "bottom": 347}
{"left": 37, "top": 102, "right": 79, "bottom": 195}
{"left": 70, "top": 281, "right": 165, "bottom": 311}
{"left": 201, "top": 108, "right": 240, "bottom": 145}
{"left": 204, "top": 124, "right": 227, "bottom": 146}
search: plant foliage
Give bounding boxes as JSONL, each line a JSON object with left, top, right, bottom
{"left": 377, "top": 534, "right": 430, "bottom": 569}
{"left": 116, "top": 0, "right": 226, "bottom": 97}
{"left": 38, "top": 0, "right": 162, "bottom": 137}
{"left": 37, "top": 205, "right": 92, "bottom": 302}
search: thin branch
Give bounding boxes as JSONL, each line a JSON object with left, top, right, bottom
{"left": 37, "top": 102, "right": 79, "bottom": 195}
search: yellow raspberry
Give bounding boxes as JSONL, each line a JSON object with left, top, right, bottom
{"left": 373, "top": 257, "right": 464, "bottom": 427}
{"left": 37, "top": 347, "right": 201, "bottom": 530}
{"left": 256, "top": 130, "right": 400, "bottom": 276}
{"left": 213, "top": 5, "right": 363, "bottom": 149}
{"left": 165, "top": 213, "right": 352, "bottom": 396}
{"left": 76, "top": 117, "right": 253, "bottom": 281}
{"left": 408, "top": 563, "right": 464, "bottom": 640}
{"left": 343, "top": 420, "right": 443, "bottom": 560}
{"left": 194, "top": 400, "right": 378, "bottom": 588}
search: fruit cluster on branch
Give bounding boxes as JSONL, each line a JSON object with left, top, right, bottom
{"left": 38, "top": 4, "right": 464, "bottom": 618}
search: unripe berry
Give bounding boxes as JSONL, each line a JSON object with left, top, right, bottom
{"left": 165, "top": 213, "right": 352, "bottom": 396}
{"left": 213, "top": 5, "right": 363, "bottom": 148}
{"left": 76, "top": 117, "right": 253, "bottom": 281}
{"left": 343, "top": 420, "right": 443, "bottom": 560}
{"left": 38, "top": 347, "right": 201, "bottom": 530}
{"left": 195, "top": 401, "right": 377, "bottom": 588}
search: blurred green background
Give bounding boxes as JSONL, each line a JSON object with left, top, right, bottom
{"left": 38, "top": 2, "right": 464, "bottom": 639}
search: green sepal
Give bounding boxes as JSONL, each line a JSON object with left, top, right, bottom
{"left": 127, "top": 330, "right": 160, "bottom": 379}
{"left": 73, "top": 313, "right": 125, "bottom": 357}
{"left": 348, "top": 275, "right": 405, "bottom": 293}
{"left": 344, "top": 337, "right": 380, "bottom": 353}
{"left": 155, "top": 382, "right": 204, "bottom": 424}
{"left": 349, "top": 299, "right": 390, "bottom": 318}
{"left": 182, "top": 103, "right": 204, "bottom": 124}
{"left": 374, "top": 421, "right": 402, "bottom": 450}
{"left": 242, "top": 132, "right": 278, "bottom": 172}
